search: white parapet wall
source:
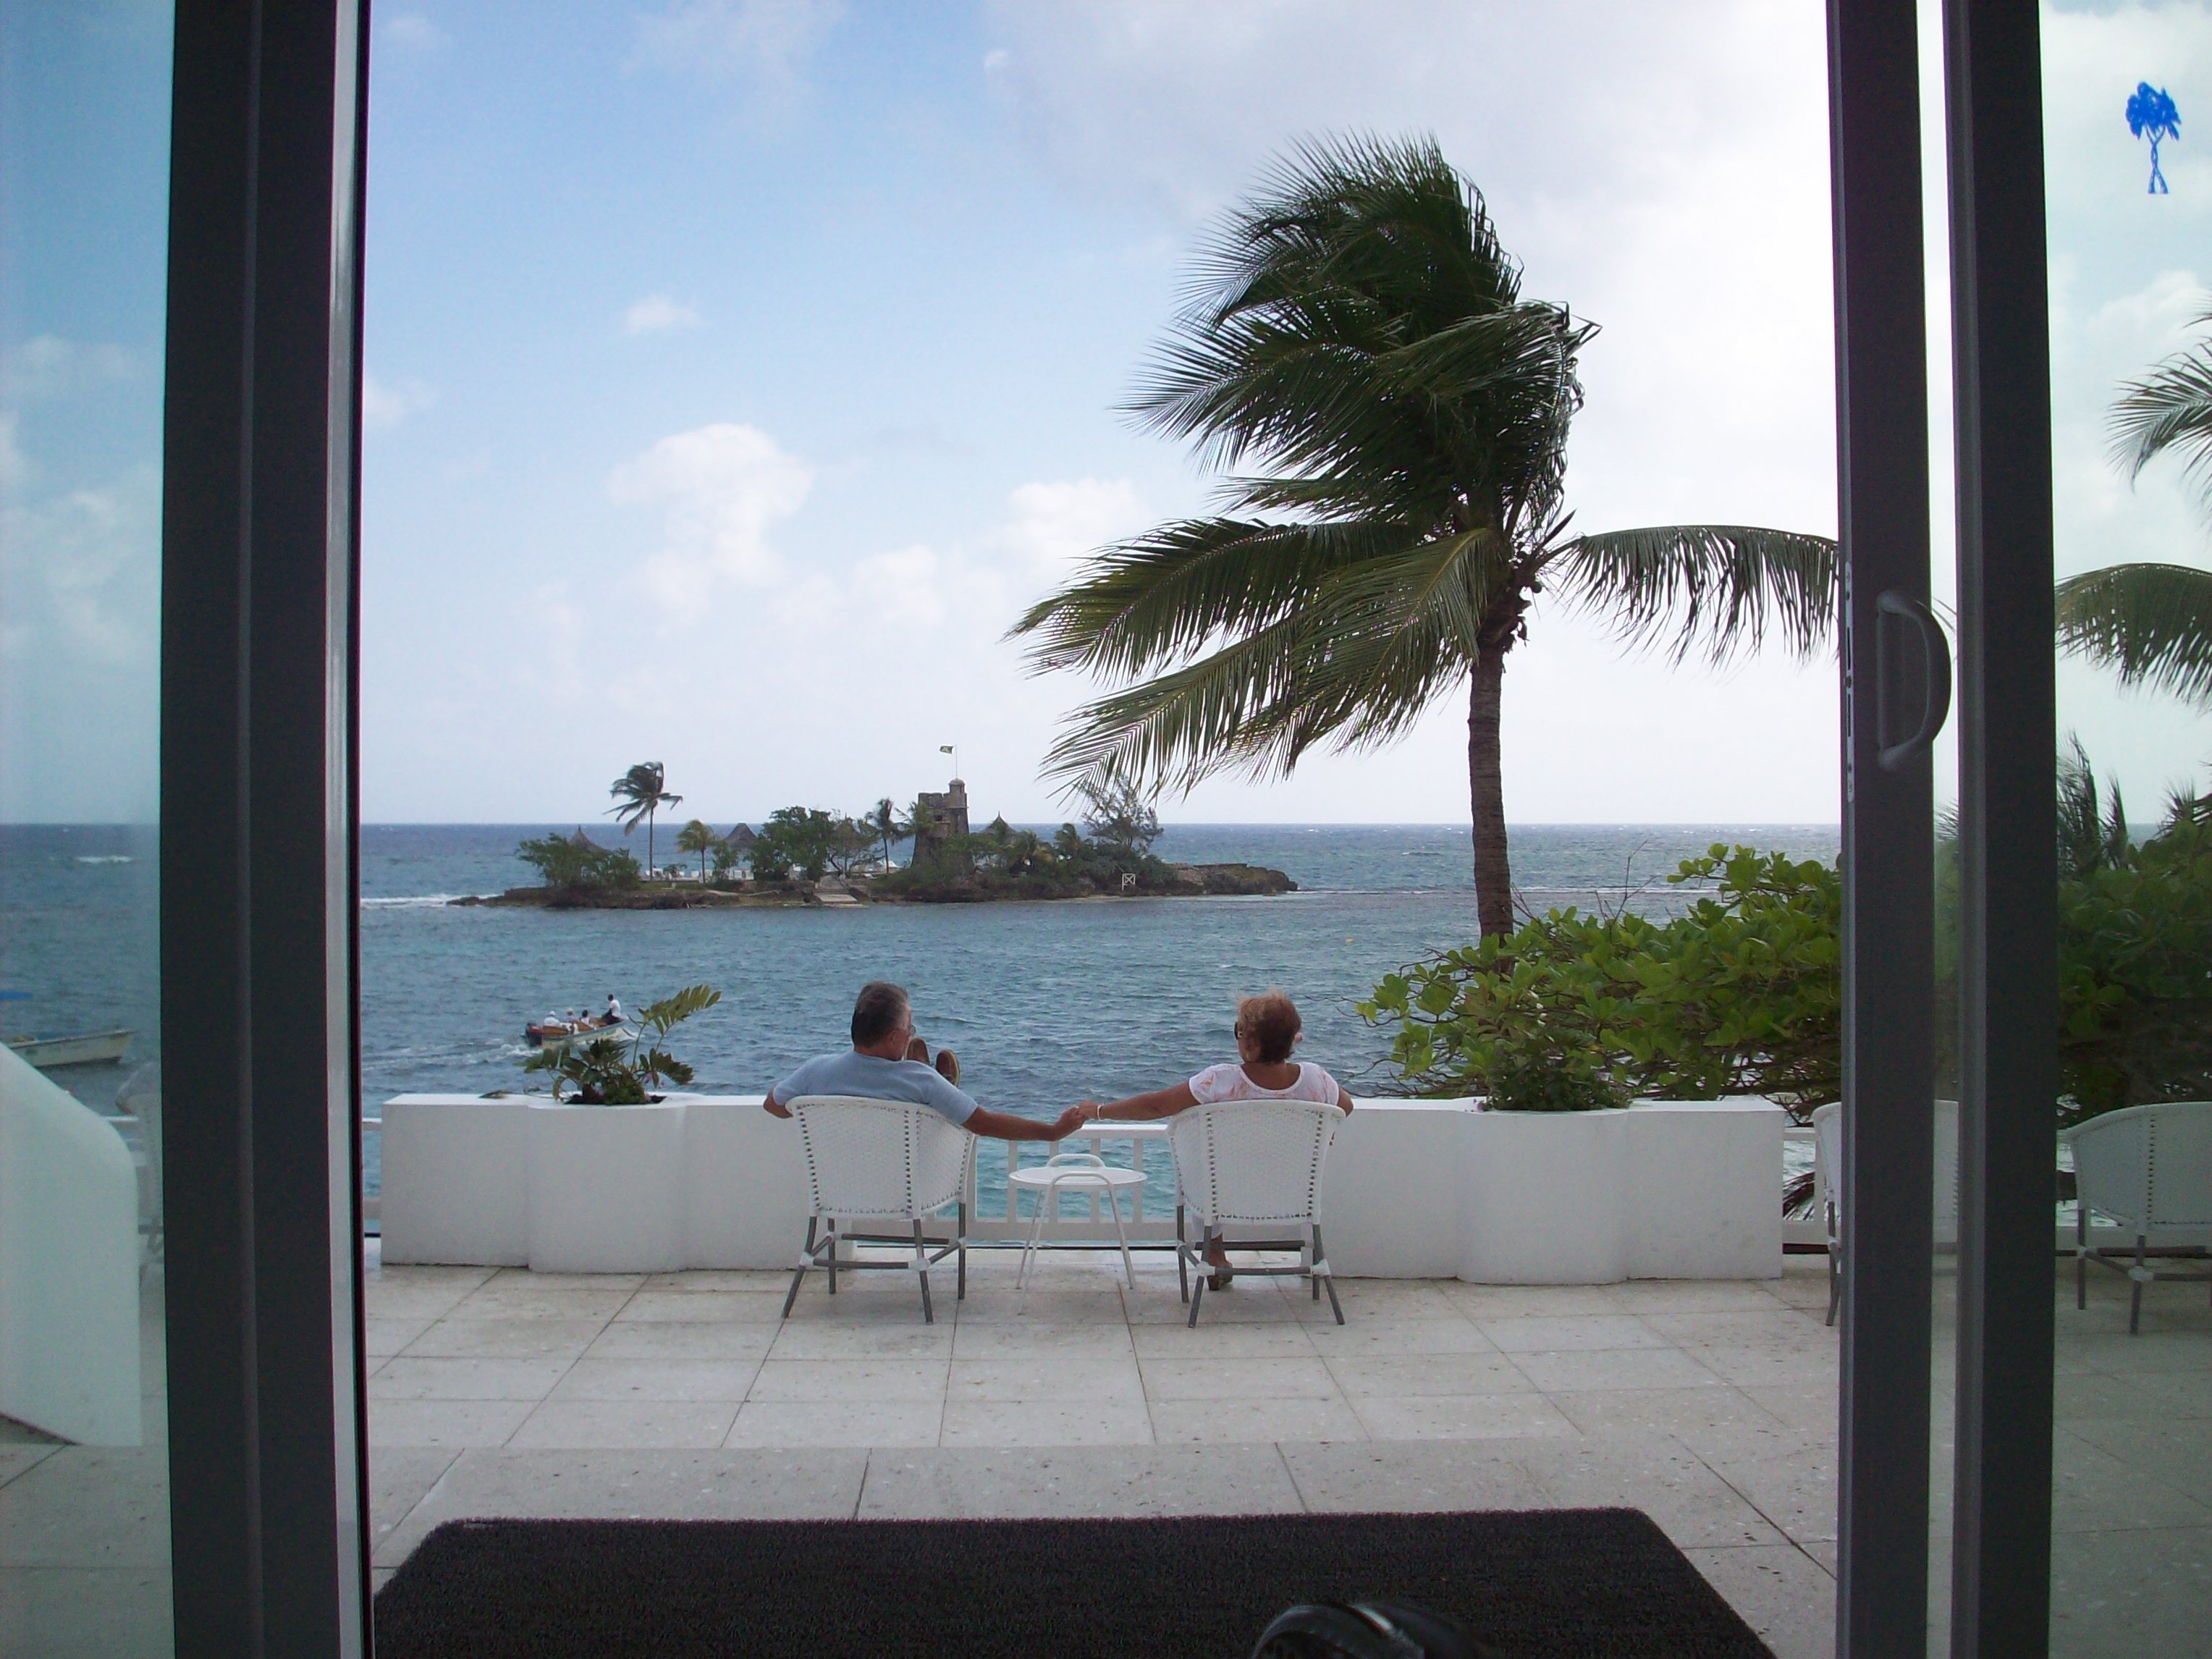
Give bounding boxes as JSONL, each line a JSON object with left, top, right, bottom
{"left": 0, "top": 1044, "right": 142, "bottom": 1444}
{"left": 382, "top": 1092, "right": 1786, "bottom": 1283}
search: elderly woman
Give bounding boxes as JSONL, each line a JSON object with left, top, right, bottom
{"left": 1071, "top": 989, "right": 1350, "bottom": 1286}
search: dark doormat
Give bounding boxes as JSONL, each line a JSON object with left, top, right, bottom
{"left": 373, "top": 1508, "right": 1776, "bottom": 1659}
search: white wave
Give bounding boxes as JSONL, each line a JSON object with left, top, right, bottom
{"left": 360, "top": 893, "right": 484, "bottom": 908}
{"left": 74, "top": 854, "right": 133, "bottom": 865}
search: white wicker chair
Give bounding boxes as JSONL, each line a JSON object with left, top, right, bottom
{"left": 1168, "top": 1100, "right": 1346, "bottom": 1327}
{"left": 1812, "top": 1102, "right": 1843, "bottom": 1326}
{"left": 780, "top": 1096, "right": 972, "bottom": 1323}
{"left": 2063, "top": 1100, "right": 2212, "bottom": 1334}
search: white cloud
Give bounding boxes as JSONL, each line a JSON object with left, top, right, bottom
{"left": 1, "top": 335, "right": 135, "bottom": 402}
{"left": 608, "top": 421, "right": 814, "bottom": 610}
{"left": 997, "top": 477, "right": 1147, "bottom": 578}
{"left": 363, "top": 371, "right": 438, "bottom": 429}
{"left": 0, "top": 413, "right": 28, "bottom": 493}
{"left": 0, "top": 464, "right": 161, "bottom": 669}
{"left": 623, "top": 293, "right": 704, "bottom": 335}
{"left": 856, "top": 544, "right": 947, "bottom": 626}
{"left": 632, "top": 0, "right": 844, "bottom": 106}
{"left": 384, "top": 12, "right": 447, "bottom": 51}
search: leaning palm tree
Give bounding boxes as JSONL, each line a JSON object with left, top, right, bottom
{"left": 1013, "top": 135, "right": 1836, "bottom": 936}
{"left": 607, "top": 762, "right": 683, "bottom": 877}
{"left": 869, "top": 797, "right": 908, "bottom": 870}
{"left": 675, "top": 817, "right": 719, "bottom": 882}
{"left": 2058, "top": 302, "right": 2212, "bottom": 705}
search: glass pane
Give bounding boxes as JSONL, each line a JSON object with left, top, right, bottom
{"left": 2043, "top": 5, "right": 2212, "bottom": 1652}
{"left": 0, "top": 3, "right": 174, "bottom": 1655}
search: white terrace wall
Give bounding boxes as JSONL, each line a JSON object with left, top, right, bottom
{"left": 381, "top": 1094, "right": 1784, "bottom": 1283}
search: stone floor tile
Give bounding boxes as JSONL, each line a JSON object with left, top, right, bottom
{"left": 397, "top": 1317, "right": 607, "bottom": 1362}
{"left": 2050, "top": 1424, "right": 2212, "bottom": 1530}
{"left": 507, "top": 1400, "right": 739, "bottom": 1450}
{"left": 1304, "top": 1317, "right": 1498, "bottom": 1357}
{"left": 642, "top": 1270, "right": 792, "bottom": 1292}
{"left": 583, "top": 1322, "right": 778, "bottom": 1362}
{"left": 747, "top": 1359, "right": 950, "bottom": 1403}
{"left": 371, "top": 1446, "right": 869, "bottom": 1566}
{"left": 0, "top": 1448, "right": 58, "bottom": 1493}
{"left": 1550, "top": 1386, "right": 1785, "bottom": 1438}
{"left": 1139, "top": 1357, "right": 1341, "bottom": 1401}
{"left": 1128, "top": 1322, "right": 1318, "bottom": 1359}
{"left": 1610, "top": 1280, "right": 1796, "bottom": 1314}
{"left": 762, "top": 1322, "right": 955, "bottom": 1359}
{"left": 1126, "top": 1291, "right": 1304, "bottom": 1325}
{"left": 367, "top": 1398, "right": 536, "bottom": 1450}
{"left": 1738, "top": 1383, "right": 1840, "bottom": 1435}
{"left": 856, "top": 1443, "right": 1304, "bottom": 1519}
{"left": 484, "top": 1269, "right": 644, "bottom": 1292}
{"left": 1347, "top": 1393, "right": 1579, "bottom": 1441}
{"left": 1505, "top": 1346, "right": 1725, "bottom": 1393}
{"left": 449, "top": 1285, "right": 637, "bottom": 1322}
{"left": 1678, "top": 1341, "right": 1841, "bottom": 1390}
{"left": 1323, "top": 1352, "right": 1534, "bottom": 1399}
{"left": 1278, "top": 1440, "right": 1550, "bottom": 1513}
{"left": 1639, "top": 1309, "right": 1833, "bottom": 1348}
{"left": 1440, "top": 1284, "right": 1630, "bottom": 1319}
{"left": 363, "top": 1267, "right": 493, "bottom": 1322}
{"left": 1678, "top": 1544, "right": 1836, "bottom": 1659}
{"left": 0, "top": 1566, "right": 173, "bottom": 1659}
{"left": 1673, "top": 1423, "right": 1839, "bottom": 1546}
{"left": 1517, "top": 1437, "right": 1788, "bottom": 1551}
{"left": 1477, "top": 1314, "right": 1671, "bottom": 1353}
{"left": 612, "top": 1289, "right": 788, "bottom": 1323}
{"left": 368, "top": 1445, "right": 459, "bottom": 1551}
{"left": 948, "top": 1322, "right": 1138, "bottom": 1359}
{"left": 1147, "top": 1396, "right": 1367, "bottom": 1444}
{"left": 939, "top": 1401, "right": 1156, "bottom": 1447}
{"left": 2067, "top": 1329, "right": 2212, "bottom": 1375}
{"left": 363, "top": 1316, "right": 435, "bottom": 1359}
{"left": 368, "top": 1356, "right": 573, "bottom": 1401}
{"left": 953, "top": 1290, "right": 1131, "bottom": 1326}
{"left": 2048, "top": 1524, "right": 2212, "bottom": 1659}
{"left": 722, "top": 1400, "right": 942, "bottom": 1448}
{"left": 947, "top": 1357, "right": 1145, "bottom": 1404}
{"left": 549, "top": 1359, "right": 762, "bottom": 1403}
{"left": 0, "top": 1448, "right": 172, "bottom": 1569}
{"left": 1290, "top": 1280, "right": 1466, "bottom": 1320}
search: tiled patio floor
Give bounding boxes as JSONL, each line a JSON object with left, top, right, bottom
{"left": 366, "top": 1245, "right": 1844, "bottom": 1658}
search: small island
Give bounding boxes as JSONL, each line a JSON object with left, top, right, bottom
{"left": 451, "top": 773, "right": 1295, "bottom": 910}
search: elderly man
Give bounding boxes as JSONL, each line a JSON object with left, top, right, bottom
{"left": 764, "top": 981, "right": 1084, "bottom": 1141}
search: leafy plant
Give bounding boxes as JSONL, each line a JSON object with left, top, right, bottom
{"left": 521, "top": 984, "right": 721, "bottom": 1104}
{"left": 516, "top": 830, "right": 641, "bottom": 891}
{"left": 1360, "top": 846, "right": 1841, "bottom": 1115}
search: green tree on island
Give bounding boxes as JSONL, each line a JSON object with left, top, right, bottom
{"left": 608, "top": 761, "right": 682, "bottom": 877}
{"left": 869, "top": 797, "right": 908, "bottom": 871}
{"left": 1015, "top": 135, "right": 1836, "bottom": 937}
{"left": 675, "top": 818, "right": 720, "bottom": 882}
{"left": 2059, "top": 300, "right": 2212, "bottom": 706}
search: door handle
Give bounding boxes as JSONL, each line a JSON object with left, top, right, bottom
{"left": 1875, "top": 589, "right": 1952, "bottom": 772}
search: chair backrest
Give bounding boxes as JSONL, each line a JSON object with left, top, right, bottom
{"left": 2064, "top": 1100, "right": 2212, "bottom": 1233}
{"left": 788, "top": 1096, "right": 971, "bottom": 1220}
{"left": 1808, "top": 1099, "right": 1959, "bottom": 1244}
{"left": 1168, "top": 1100, "right": 1343, "bottom": 1225}
{"left": 1811, "top": 1102, "right": 1841, "bottom": 1225}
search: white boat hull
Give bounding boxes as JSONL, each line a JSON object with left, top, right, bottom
{"left": 7, "top": 1029, "right": 133, "bottom": 1068}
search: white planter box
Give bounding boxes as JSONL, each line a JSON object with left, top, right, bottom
{"left": 681, "top": 1099, "right": 809, "bottom": 1270}
{"left": 526, "top": 1100, "right": 688, "bottom": 1274}
{"left": 1322, "top": 1100, "right": 1471, "bottom": 1278}
{"left": 379, "top": 1097, "right": 530, "bottom": 1266}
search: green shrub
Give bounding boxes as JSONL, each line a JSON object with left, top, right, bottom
{"left": 516, "top": 831, "right": 641, "bottom": 890}
{"left": 1360, "top": 845, "right": 1841, "bottom": 1115}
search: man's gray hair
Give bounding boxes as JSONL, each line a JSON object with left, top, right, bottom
{"left": 850, "top": 981, "right": 910, "bottom": 1047}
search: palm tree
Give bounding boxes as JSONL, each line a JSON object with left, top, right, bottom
{"left": 675, "top": 817, "right": 719, "bottom": 882}
{"left": 1013, "top": 135, "right": 1835, "bottom": 936}
{"left": 2058, "top": 302, "right": 2212, "bottom": 704}
{"left": 607, "top": 762, "right": 683, "bottom": 877}
{"left": 869, "top": 797, "right": 908, "bottom": 870}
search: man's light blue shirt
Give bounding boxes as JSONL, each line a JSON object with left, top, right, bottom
{"left": 772, "top": 1052, "right": 979, "bottom": 1127}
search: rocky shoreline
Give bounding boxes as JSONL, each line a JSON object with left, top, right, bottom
{"left": 449, "top": 861, "right": 1296, "bottom": 910}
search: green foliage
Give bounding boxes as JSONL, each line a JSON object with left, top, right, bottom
{"left": 1360, "top": 846, "right": 1841, "bottom": 1114}
{"left": 520, "top": 984, "right": 721, "bottom": 1105}
{"left": 749, "top": 807, "right": 845, "bottom": 882}
{"left": 876, "top": 814, "right": 1174, "bottom": 900}
{"left": 515, "top": 832, "right": 641, "bottom": 891}
{"left": 1075, "top": 772, "right": 1162, "bottom": 855}
{"left": 2055, "top": 812, "right": 2212, "bottom": 1123}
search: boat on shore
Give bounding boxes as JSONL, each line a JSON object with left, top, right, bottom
{"left": 6, "top": 1029, "right": 134, "bottom": 1068}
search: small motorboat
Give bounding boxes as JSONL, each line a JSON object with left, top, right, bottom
{"left": 6, "top": 1028, "right": 135, "bottom": 1068}
{"left": 523, "top": 1017, "right": 629, "bottom": 1050}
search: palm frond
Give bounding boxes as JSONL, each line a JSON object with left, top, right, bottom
{"left": 2056, "top": 560, "right": 2212, "bottom": 706}
{"left": 1551, "top": 525, "right": 1839, "bottom": 665}
{"left": 2108, "top": 307, "right": 2212, "bottom": 510}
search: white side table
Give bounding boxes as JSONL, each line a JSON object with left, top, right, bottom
{"left": 1007, "top": 1154, "right": 1147, "bottom": 1287}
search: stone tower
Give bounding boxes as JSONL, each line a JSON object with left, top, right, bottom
{"left": 911, "top": 777, "right": 969, "bottom": 866}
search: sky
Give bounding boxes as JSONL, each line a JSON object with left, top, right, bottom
{"left": 1, "top": 2, "right": 2207, "bottom": 827}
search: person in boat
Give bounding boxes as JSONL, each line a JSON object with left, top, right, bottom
{"left": 1067, "top": 989, "right": 1351, "bottom": 1287}
{"left": 602, "top": 994, "right": 622, "bottom": 1027}
{"left": 764, "top": 981, "right": 1081, "bottom": 1143}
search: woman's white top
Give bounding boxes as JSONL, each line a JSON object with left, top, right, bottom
{"left": 1188, "top": 1060, "right": 1341, "bottom": 1105}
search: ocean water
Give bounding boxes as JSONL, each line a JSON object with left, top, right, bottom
{"left": 1, "top": 822, "right": 1841, "bottom": 1204}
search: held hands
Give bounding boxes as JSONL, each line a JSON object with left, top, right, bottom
{"left": 1048, "top": 1102, "right": 1099, "bottom": 1139}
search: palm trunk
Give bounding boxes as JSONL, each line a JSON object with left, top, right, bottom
{"left": 1468, "top": 656, "right": 1513, "bottom": 938}
{"left": 646, "top": 811, "right": 655, "bottom": 876}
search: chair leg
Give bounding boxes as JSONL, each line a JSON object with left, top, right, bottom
{"left": 1108, "top": 1182, "right": 1135, "bottom": 1288}
{"left": 1187, "top": 1226, "right": 1212, "bottom": 1327}
{"left": 827, "top": 1219, "right": 837, "bottom": 1295}
{"left": 958, "top": 1202, "right": 968, "bottom": 1301}
{"left": 1176, "top": 1202, "right": 1189, "bottom": 1304}
{"left": 782, "top": 1215, "right": 817, "bottom": 1319}
{"left": 914, "top": 1220, "right": 933, "bottom": 1324}
{"left": 2077, "top": 1206, "right": 2089, "bottom": 1310}
{"left": 2129, "top": 1234, "right": 2147, "bottom": 1335}
{"left": 1312, "top": 1224, "right": 1343, "bottom": 1325}
{"left": 1825, "top": 1201, "right": 1841, "bottom": 1328}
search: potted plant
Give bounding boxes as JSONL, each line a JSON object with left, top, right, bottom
{"left": 520, "top": 985, "right": 719, "bottom": 1272}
